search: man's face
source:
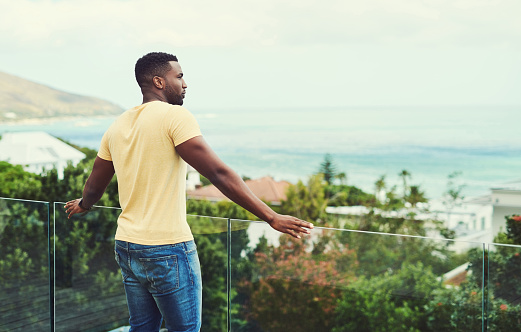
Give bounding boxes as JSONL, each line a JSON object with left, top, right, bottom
{"left": 163, "top": 61, "right": 187, "bottom": 106}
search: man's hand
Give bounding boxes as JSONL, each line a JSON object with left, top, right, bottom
{"left": 64, "top": 199, "right": 88, "bottom": 219}
{"left": 268, "top": 214, "right": 314, "bottom": 239}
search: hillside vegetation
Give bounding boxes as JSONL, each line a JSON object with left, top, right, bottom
{"left": 0, "top": 71, "right": 123, "bottom": 121}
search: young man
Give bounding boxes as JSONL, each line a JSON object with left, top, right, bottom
{"left": 65, "top": 52, "right": 313, "bottom": 332}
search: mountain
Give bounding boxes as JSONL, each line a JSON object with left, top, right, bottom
{"left": 0, "top": 71, "right": 123, "bottom": 121}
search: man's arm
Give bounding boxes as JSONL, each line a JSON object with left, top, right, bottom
{"left": 65, "top": 156, "right": 115, "bottom": 218}
{"left": 176, "top": 136, "right": 313, "bottom": 238}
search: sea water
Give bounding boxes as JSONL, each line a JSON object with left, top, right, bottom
{"left": 1, "top": 105, "right": 520, "bottom": 199}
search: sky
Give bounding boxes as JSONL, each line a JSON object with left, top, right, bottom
{"left": 0, "top": 0, "right": 520, "bottom": 110}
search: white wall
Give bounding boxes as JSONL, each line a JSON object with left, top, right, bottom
{"left": 491, "top": 190, "right": 521, "bottom": 238}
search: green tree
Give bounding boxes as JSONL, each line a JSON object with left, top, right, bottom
{"left": 188, "top": 215, "right": 252, "bottom": 331}
{"left": 327, "top": 184, "right": 376, "bottom": 207}
{"left": 242, "top": 235, "right": 357, "bottom": 332}
{"left": 334, "top": 262, "right": 442, "bottom": 332}
{"left": 382, "top": 185, "right": 405, "bottom": 211}
{"left": 406, "top": 185, "right": 428, "bottom": 207}
{"left": 280, "top": 174, "right": 327, "bottom": 222}
{"left": 336, "top": 211, "right": 460, "bottom": 277}
{"left": 194, "top": 229, "right": 228, "bottom": 330}
{"left": 0, "top": 161, "right": 43, "bottom": 199}
{"left": 0, "top": 199, "right": 51, "bottom": 331}
{"left": 318, "top": 153, "right": 337, "bottom": 185}
{"left": 374, "top": 175, "right": 386, "bottom": 204}
{"left": 335, "top": 172, "right": 347, "bottom": 185}
{"left": 461, "top": 215, "right": 521, "bottom": 330}
{"left": 399, "top": 169, "right": 411, "bottom": 200}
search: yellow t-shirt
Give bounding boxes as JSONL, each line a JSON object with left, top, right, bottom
{"left": 98, "top": 101, "right": 202, "bottom": 245}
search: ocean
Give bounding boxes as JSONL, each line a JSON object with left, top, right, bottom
{"left": 1, "top": 105, "right": 520, "bottom": 199}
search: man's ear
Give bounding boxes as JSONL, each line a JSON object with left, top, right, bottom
{"left": 153, "top": 76, "right": 164, "bottom": 89}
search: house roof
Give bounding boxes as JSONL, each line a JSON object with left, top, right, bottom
{"left": 443, "top": 270, "right": 468, "bottom": 287}
{"left": 187, "top": 176, "right": 291, "bottom": 204}
{"left": 491, "top": 179, "right": 521, "bottom": 192}
{"left": 443, "top": 262, "right": 469, "bottom": 287}
{"left": 0, "top": 131, "right": 85, "bottom": 165}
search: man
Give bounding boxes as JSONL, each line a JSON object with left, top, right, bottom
{"left": 65, "top": 52, "right": 313, "bottom": 332}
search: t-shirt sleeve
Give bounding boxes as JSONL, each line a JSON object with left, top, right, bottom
{"left": 166, "top": 106, "right": 202, "bottom": 146}
{"left": 97, "top": 129, "right": 113, "bottom": 161}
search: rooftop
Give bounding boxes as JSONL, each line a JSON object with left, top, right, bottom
{"left": 187, "top": 176, "right": 290, "bottom": 205}
{"left": 0, "top": 131, "right": 85, "bottom": 169}
{"left": 491, "top": 179, "right": 521, "bottom": 192}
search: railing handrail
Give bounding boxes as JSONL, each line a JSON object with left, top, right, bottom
{"left": 0, "top": 196, "right": 50, "bottom": 204}
{"left": 0, "top": 197, "right": 518, "bottom": 248}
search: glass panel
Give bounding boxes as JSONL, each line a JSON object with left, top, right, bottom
{"left": 230, "top": 219, "right": 485, "bottom": 331}
{"left": 0, "top": 198, "right": 50, "bottom": 331}
{"left": 486, "top": 243, "right": 521, "bottom": 331}
{"left": 54, "top": 202, "right": 127, "bottom": 332}
{"left": 187, "top": 214, "right": 229, "bottom": 332}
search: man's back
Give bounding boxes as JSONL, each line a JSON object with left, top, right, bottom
{"left": 97, "top": 100, "right": 201, "bottom": 245}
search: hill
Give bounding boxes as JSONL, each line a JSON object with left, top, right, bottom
{"left": 0, "top": 71, "right": 123, "bottom": 121}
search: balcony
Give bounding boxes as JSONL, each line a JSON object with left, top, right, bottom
{"left": 1, "top": 196, "right": 521, "bottom": 331}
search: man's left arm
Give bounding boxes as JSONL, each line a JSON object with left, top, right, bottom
{"left": 65, "top": 156, "right": 115, "bottom": 218}
{"left": 176, "top": 136, "right": 314, "bottom": 239}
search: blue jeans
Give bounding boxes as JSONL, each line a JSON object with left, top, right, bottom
{"left": 114, "top": 240, "right": 202, "bottom": 332}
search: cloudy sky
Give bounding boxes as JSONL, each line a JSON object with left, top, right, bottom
{"left": 0, "top": 0, "right": 520, "bottom": 110}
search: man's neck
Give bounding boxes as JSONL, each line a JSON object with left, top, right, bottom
{"left": 141, "top": 91, "right": 167, "bottom": 104}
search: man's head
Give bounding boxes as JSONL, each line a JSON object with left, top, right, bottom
{"left": 135, "top": 52, "right": 187, "bottom": 105}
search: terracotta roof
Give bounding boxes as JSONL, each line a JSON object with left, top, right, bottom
{"left": 443, "top": 270, "right": 468, "bottom": 287}
{"left": 187, "top": 176, "right": 290, "bottom": 205}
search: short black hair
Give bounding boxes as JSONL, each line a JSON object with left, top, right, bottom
{"left": 135, "top": 52, "right": 178, "bottom": 87}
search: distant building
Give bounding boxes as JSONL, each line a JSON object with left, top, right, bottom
{"left": 326, "top": 181, "right": 521, "bottom": 251}
{"left": 491, "top": 180, "right": 521, "bottom": 236}
{"left": 187, "top": 176, "right": 290, "bottom": 205}
{"left": 429, "top": 197, "right": 493, "bottom": 241}
{"left": 0, "top": 131, "right": 85, "bottom": 178}
{"left": 186, "top": 165, "right": 202, "bottom": 191}
{"left": 326, "top": 197, "right": 494, "bottom": 252}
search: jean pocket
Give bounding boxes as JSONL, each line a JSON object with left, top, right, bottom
{"left": 139, "top": 255, "right": 179, "bottom": 293}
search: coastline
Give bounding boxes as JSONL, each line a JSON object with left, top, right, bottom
{"left": 1, "top": 107, "right": 520, "bottom": 200}
{"left": 0, "top": 114, "right": 118, "bottom": 126}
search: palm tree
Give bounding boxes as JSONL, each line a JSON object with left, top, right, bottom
{"left": 406, "top": 185, "right": 427, "bottom": 207}
{"left": 374, "top": 175, "right": 386, "bottom": 203}
{"left": 398, "top": 169, "right": 411, "bottom": 199}
{"left": 335, "top": 172, "right": 347, "bottom": 185}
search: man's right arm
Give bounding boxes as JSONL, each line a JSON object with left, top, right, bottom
{"left": 176, "top": 136, "right": 314, "bottom": 239}
{"left": 65, "top": 156, "right": 115, "bottom": 218}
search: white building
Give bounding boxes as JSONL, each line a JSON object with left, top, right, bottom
{"left": 490, "top": 180, "right": 521, "bottom": 237}
{"left": 428, "top": 197, "right": 493, "bottom": 241}
{"left": 326, "top": 199, "right": 492, "bottom": 234}
{"left": 326, "top": 196, "right": 494, "bottom": 253}
{"left": 0, "top": 131, "right": 85, "bottom": 178}
{"left": 186, "top": 165, "right": 202, "bottom": 191}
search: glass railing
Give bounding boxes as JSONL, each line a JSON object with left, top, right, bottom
{"left": 188, "top": 215, "right": 230, "bottom": 331}
{"left": 230, "top": 220, "right": 485, "bottom": 331}
{"left": 486, "top": 243, "right": 521, "bottom": 331}
{"left": 2, "top": 197, "right": 521, "bottom": 331}
{"left": 54, "top": 202, "right": 126, "bottom": 332}
{"left": 53, "top": 203, "right": 230, "bottom": 332}
{"left": 0, "top": 198, "right": 51, "bottom": 331}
